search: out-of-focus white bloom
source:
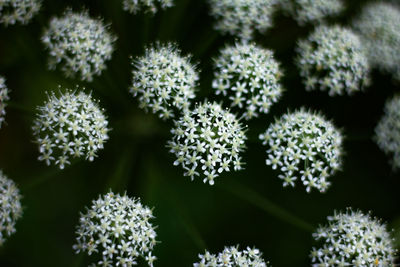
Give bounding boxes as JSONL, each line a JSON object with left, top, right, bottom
{"left": 296, "top": 25, "right": 370, "bottom": 96}
{"left": 194, "top": 245, "right": 269, "bottom": 267}
{"left": 375, "top": 95, "right": 400, "bottom": 170}
{"left": 352, "top": 2, "right": 400, "bottom": 80}
{"left": 280, "top": 0, "right": 343, "bottom": 25}
{"left": 311, "top": 209, "right": 396, "bottom": 267}
{"left": 208, "top": 0, "right": 278, "bottom": 40}
{"left": 42, "top": 10, "right": 116, "bottom": 82}
{"left": 0, "top": 170, "right": 22, "bottom": 246}
{"left": 130, "top": 43, "right": 198, "bottom": 120}
{"left": 32, "top": 88, "right": 109, "bottom": 169}
{"left": 123, "top": 0, "right": 173, "bottom": 14}
{"left": 259, "top": 109, "right": 343, "bottom": 193}
{"left": 0, "top": 0, "right": 41, "bottom": 26}
{"left": 168, "top": 102, "right": 247, "bottom": 185}
{"left": 73, "top": 191, "right": 157, "bottom": 267}
{"left": 212, "top": 42, "right": 283, "bottom": 120}
{"left": 0, "top": 76, "right": 10, "bottom": 129}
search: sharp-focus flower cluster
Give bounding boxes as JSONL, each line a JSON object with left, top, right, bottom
{"left": 208, "top": 0, "right": 278, "bottom": 40}
{"left": 194, "top": 245, "right": 268, "bottom": 267}
{"left": 296, "top": 25, "right": 370, "bottom": 96}
{"left": 168, "top": 102, "right": 247, "bottom": 185}
{"left": 310, "top": 209, "right": 396, "bottom": 267}
{"left": 130, "top": 43, "right": 198, "bottom": 120}
{"left": 0, "top": 0, "right": 41, "bottom": 26}
{"left": 123, "top": 0, "right": 173, "bottom": 14}
{"left": 280, "top": 0, "right": 343, "bottom": 25}
{"left": 375, "top": 95, "right": 400, "bottom": 170}
{"left": 0, "top": 170, "right": 22, "bottom": 246}
{"left": 259, "top": 110, "right": 343, "bottom": 192}
{"left": 32, "top": 89, "right": 109, "bottom": 169}
{"left": 352, "top": 2, "right": 400, "bottom": 80}
{"left": 73, "top": 191, "right": 157, "bottom": 267}
{"left": 42, "top": 10, "right": 116, "bottom": 82}
{"left": 0, "top": 76, "right": 10, "bottom": 129}
{"left": 212, "top": 42, "right": 283, "bottom": 120}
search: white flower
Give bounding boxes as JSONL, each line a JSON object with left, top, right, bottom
{"left": 0, "top": 170, "right": 22, "bottom": 246}
{"left": 352, "top": 2, "right": 400, "bottom": 80}
{"left": 375, "top": 95, "right": 400, "bottom": 170}
{"left": 0, "top": 0, "right": 41, "bottom": 26}
{"left": 311, "top": 209, "right": 396, "bottom": 267}
{"left": 42, "top": 9, "right": 116, "bottom": 81}
{"left": 130, "top": 42, "right": 198, "bottom": 120}
{"left": 208, "top": 0, "right": 278, "bottom": 40}
{"left": 296, "top": 25, "right": 370, "bottom": 96}
{"left": 73, "top": 191, "right": 157, "bottom": 267}
{"left": 32, "top": 88, "right": 109, "bottom": 169}
{"left": 212, "top": 42, "right": 283, "bottom": 120}
{"left": 194, "top": 245, "right": 269, "bottom": 267}
{"left": 0, "top": 76, "right": 10, "bottom": 129}
{"left": 280, "top": 0, "right": 343, "bottom": 25}
{"left": 259, "top": 109, "right": 343, "bottom": 193}
{"left": 123, "top": 0, "right": 173, "bottom": 14}
{"left": 168, "top": 102, "right": 247, "bottom": 185}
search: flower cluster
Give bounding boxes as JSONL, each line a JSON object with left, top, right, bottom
{"left": 130, "top": 43, "right": 198, "bottom": 120}
{"left": 375, "top": 95, "right": 400, "bottom": 169}
{"left": 32, "top": 89, "right": 109, "bottom": 169}
{"left": 0, "top": 76, "right": 10, "bottom": 129}
{"left": 352, "top": 2, "right": 400, "bottom": 80}
{"left": 194, "top": 245, "right": 268, "bottom": 267}
{"left": 208, "top": 0, "right": 278, "bottom": 40}
{"left": 212, "top": 42, "right": 283, "bottom": 120}
{"left": 259, "top": 110, "right": 343, "bottom": 192}
{"left": 0, "top": 170, "right": 22, "bottom": 246}
{"left": 123, "top": 0, "right": 173, "bottom": 14}
{"left": 42, "top": 10, "right": 116, "bottom": 82}
{"left": 296, "top": 25, "right": 370, "bottom": 96}
{"left": 168, "top": 102, "right": 247, "bottom": 185}
{"left": 310, "top": 209, "right": 395, "bottom": 266}
{"left": 0, "top": 0, "right": 41, "bottom": 26}
{"left": 73, "top": 191, "right": 157, "bottom": 267}
{"left": 280, "top": 0, "right": 343, "bottom": 25}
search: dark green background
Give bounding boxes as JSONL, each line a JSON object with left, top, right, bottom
{"left": 0, "top": 0, "right": 399, "bottom": 266}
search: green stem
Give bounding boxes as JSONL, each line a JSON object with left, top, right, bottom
{"left": 21, "top": 160, "right": 82, "bottom": 191}
{"left": 103, "top": 146, "right": 135, "bottom": 192}
{"left": 164, "top": 185, "right": 208, "bottom": 250}
{"left": 7, "top": 101, "right": 34, "bottom": 115}
{"left": 146, "top": 157, "right": 207, "bottom": 250}
{"left": 219, "top": 179, "right": 315, "bottom": 233}
{"left": 70, "top": 252, "right": 85, "bottom": 267}
{"left": 192, "top": 30, "right": 219, "bottom": 59}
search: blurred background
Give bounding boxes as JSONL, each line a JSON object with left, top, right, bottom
{"left": 0, "top": 0, "right": 399, "bottom": 266}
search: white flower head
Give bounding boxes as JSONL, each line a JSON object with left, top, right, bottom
{"left": 73, "top": 191, "right": 157, "bottom": 267}
{"left": 0, "top": 170, "right": 22, "bottom": 246}
{"left": 32, "top": 88, "right": 109, "bottom": 169}
{"left": 296, "top": 25, "right": 370, "bottom": 96}
{"left": 259, "top": 109, "right": 343, "bottom": 193}
{"left": 0, "top": 76, "right": 10, "bottom": 129}
{"left": 352, "top": 2, "right": 400, "bottom": 80}
{"left": 0, "top": 0, "right": 41, "bottom": 26}
{"left": 194, "top": 245, "right": 269, "bottom": 267}
{"left": 208, "top": 0, "right": 278, "bottom": 40}
{"left": 123, "top": 0, "right": 173, "bottom": 14}
{"left": 375, "top": 95, "right": 400, "bottom": 170}
{"left": 130, "top": 42, "right": 198, "bottom": 120}
{"left": 212, "top": 42, "right": 284, "bottom": 120}
{"left": 168, "top": 102, "right": 247, "bottom": 185}
{"left": 42, "top": 9, "right": 116, "bottom": 82}
{"left": 311, "top": 209, "right": 396, "bottom": 267}
{"left": 280, "top": 0, "right": 343, "bottom": 25}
